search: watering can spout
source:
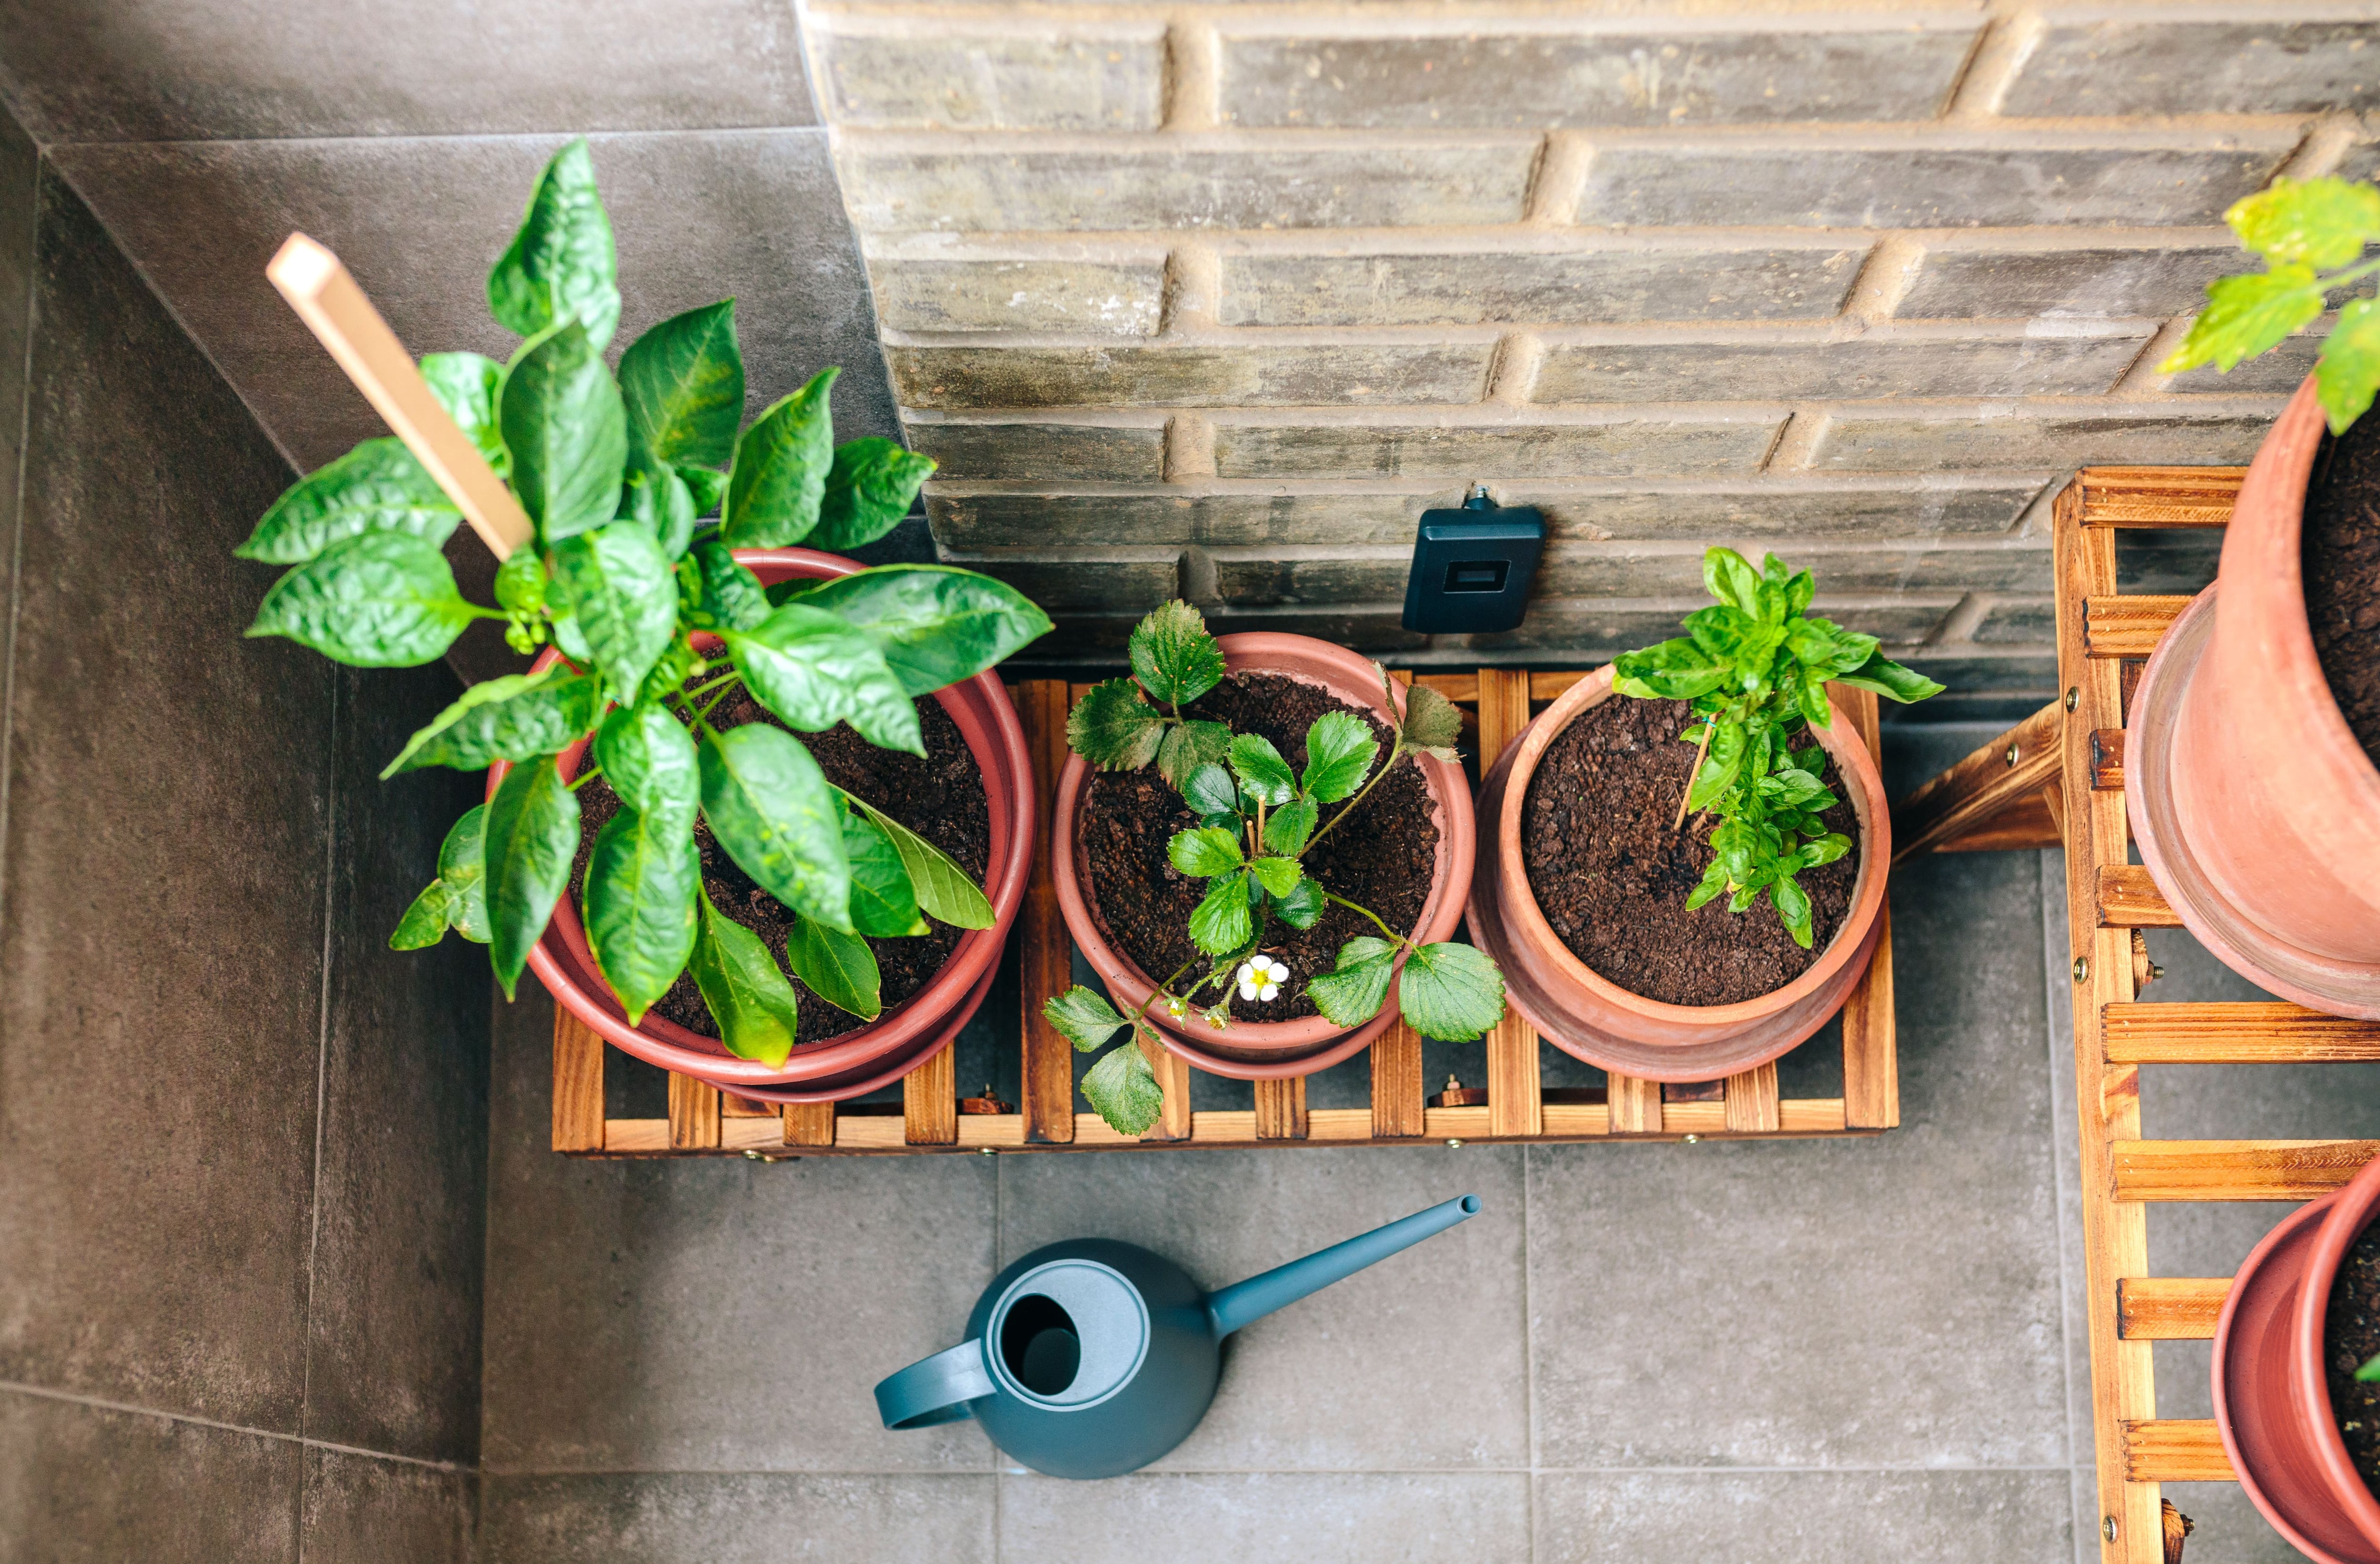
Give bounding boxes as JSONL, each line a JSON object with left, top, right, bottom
{"left": 1204, "top": 1194, "right": 1479, "bottom": 1340}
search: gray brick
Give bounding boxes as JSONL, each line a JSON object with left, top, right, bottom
{"left": 2168, "top": 320, "right": 2324, "bottom": 396}
{"left": 1220, "top": 245, "right": 1865, "bottom": 327}
{"left": 838, "top": 142, "right": 1538, "bottom": 233}
{"left": 930, "top": 487, "right": 1438, "bottom": 548}
{"left": 1472, "top": 595, "right": 1955, "bottom": 652}
{"left": 1896, "top": 242, "right": 2241, "bottom": 319}
{"left": 1973, "top": 597, "right": 2055, "bottom": 644}
{"left": 868, "top": 255, "right": 1165, "bottom": 336}
{"left": 814, "top": 25, "right": 1165, "bottom": 130}
{"left": 2002, "top": 18, "right": 2380, "bottom": 118}
{"left": 1038, "top": 602, "right": 1432, "bottom": 658}
{"left": 1503, "top": 478, "right": 2044, "bottom": 538}
{"left": 1218, "top": 23, "right": 1979, "bottom": 129}
{"left": 1893, "top": 646, "right": 2059, "bottom": 697}
{"left": 905, "top": 418, "right": 1165, "bottom": 481}
{"left": 1580, "top": 138, "right": 2290, "bottom": 229}
{"left": 1809, "top": 404, "right": 2279, "bottom": 471}
{"left": 1534, "top": 328, "right": 2150, "bottom": 403}
{"left": 935, "top": 546, "right": 1180, "bottom": 610}
{"left": 2341, "top": 138, "right": 2379, "bottom": 185}
{"left": 1211, "top": 414, "right": 1784, "bottom": 480}
{"left": 886, "top": 342, "right": 1496, "bottom": 409}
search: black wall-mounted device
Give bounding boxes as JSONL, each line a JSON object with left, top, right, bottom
{"left": 1399, "top": 487, "right": 1545, "bottom": 635}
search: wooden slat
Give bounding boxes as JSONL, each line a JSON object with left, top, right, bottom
{"left": 605, "top": 1119, "right": 669, "bottom": 1153}
{"left": 1889, "top": 700, "right": 2063, "bottom": 865}
{"left": 2096, "top": 866, "right": 2179, "bottom": 929}
{"left": 904, "top": 1045, "right": 959, "bottom": 1146}
{"left": 1477, "top": 667, "right": 1545, "bottom": 1138}
{"left": 668, "top": 1073, "right": 721, "bottom": 1150}
{"left": 720, "top": 1092, "right": 776, "bottom": 1118}
{"left": 1725, "top": 1061, "right": 1781, "bottom": 1133}
{"left": 1142, "top": 1033, "right": 1193, "bottom": 1142}
{"left": 1608, "top": 1074, "right": 1663, "bottom": 1134}
{"left": 2123, "top": 1420, "right": 2235, "bottom": 1483}
{"left": 1414, "top": 672, "right": 1476, "bottom": 704}
{"left": 1935, "top": 789, "right": 2062, "bottom": 854}
{"left": 1019, "top": 679, "right": 1077, "bottom": 1144}
{"left": 1529, "top": 670, "right": 1590, "bottom": 703}
{"left": 1254, "top": 1076, "right": 1309, "bottom": 1140}
{"left": 2085, "top": 596, "right": 2191, "bottom": 659}
{"left": 2071, "top": 466, "right": 2244, "bottom": 528}
{"left": 1835, "top": 684, "right": 1899, "bottom": 1130}
{"left": 2090, "top": 727, "right": 2125, "bottom": 791}
{"left": 2104, "top": 1003, "right": 2380, "bottom": 1063}
{"left": 2111, "top": 1138, "right": 2379, "bottom": 1201}
{"left": 784, "top": 1101, "right": 835, "bottom": 1148}
{"left": 1663, "top": 1079, "right": 1724, "bottom": 1103}
{"left": 2117, "top": 1278, "right": 2229, "bottom": 1341}
{"left": 1369, "top": 1022, "right": 1426, "bottom": 1138}
{"left": 552, "top": 1010, "right": 606, "bottom": 1153}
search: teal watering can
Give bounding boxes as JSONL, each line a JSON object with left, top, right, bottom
{"left": 874, "top": 1194, "right": 1479, "bottom": 1478}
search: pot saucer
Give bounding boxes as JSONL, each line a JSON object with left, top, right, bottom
{"left": 2128, "top": 589, "right": 2380, "bottom": 1018}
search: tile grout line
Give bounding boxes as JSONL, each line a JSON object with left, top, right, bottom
{"left": 468, "top": 1460, "right": 2086, "bottom": 1478}
{"left": 293, "top": 668, "right": 340, "bottom": 1564}
{"left": 0, "top": 1380, "right": 469, "bottom": 1472}
{"left": 0, "top": 145, "right": 39, "bottom": 979}
{"left": 1520, "top": 1143, "right": 1538, "bottom": 1564}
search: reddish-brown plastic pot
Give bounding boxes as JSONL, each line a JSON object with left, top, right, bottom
{"left": 1464, "top": 664, "right": 1888, "bottom": 1083}
{"left": 2128, "top": 375, "right": 2380, "bottom": 1018}
{"left": 2214, "top": 1150, "right": 2380, "bottom": 1564}
{"left": 494, "top": 547, "right": 1036, "bottom": 1104}
{"left": 1051, "top": 633, "right": 1475, "bottom": 1081}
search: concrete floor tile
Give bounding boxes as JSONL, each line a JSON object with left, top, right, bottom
{"left": 0, "top": 1390, "right": 299, "bottom": 1562}
{"left": 999, "top": 1471, "right": 1529, "bottom": 1564}
{"left": 480, "top": 1472, "right": 992, "bottom": 1564}
{"left": 479, "top": 984, "right": 999, "bottom": 1474}
{"left": 1535, "top": 1468, "right": 2073, "bottom": 1563}
{"left": 300, "top": 1448, "right": 475, "bottom": 1564}
{"left": 995, "top": 1148, "right": 1527, "bottom": 1471}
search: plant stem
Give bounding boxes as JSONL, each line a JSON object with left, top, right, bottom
{"left": 690, "top": 678, "right": 743, "bottom": 727}
{"left": 1304, "top": 744, "right": 1404, "bottom": 855}
{"left": 568, "top": 763, "right": 604, "bottom": 792}
{"left": 680, "top": 670, "right": 742, "bottom": 705}
{"left": 1324, "top": 891, "right": 1414, "bottom": 956}
{"left": 1673, "top": 721, "right": 1715, "bottom": 832}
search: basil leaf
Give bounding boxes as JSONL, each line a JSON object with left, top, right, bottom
{"left": 1834, "top": 650, "right": 1946, "bottom": 705}
{"left": 246, "top": 530, "right": 475, "bottom": 667}
{"left": 1263, "top": 796, "right": 1317, "bottom": 856}
{"left": 810, "top": 437, "right": 935, "bottom": 552}
{"left": 1770, "top": 875, "right": 1815, "bottom": 950}
{"left": 1685, "top": 859, "right": 1730, "bottom": 911}
{"left": 1398, "top": 941, "right": 1506, "bottom": 1042}
{"left": 390, "top": 880, "right": 455, "bottom": 950}
{"left": 1308, "top": 936, "right": 1396, "bottom": 1029}
{"left": 783, "top": 914, "right": 881, "bottom": 1019}
{"left": 237, "top": 437, "right": 460, "bottom": 564}
{"left": 487, "top": 138, "right": 620, "bottom": 350}
{"left": 842, "top": 791, "right": 994, "bottom": 930}
{"left": 582, "top": 804, "right": 701, "bottom": 1024}
{"left": 1275, "top": 875, "right": 1325, "bottom": 930}
{"left": 618, "top": 300, "right": 744, "bottom": 468}
{"left": 1081, "top": 1039, "right": 1163, "bottom": 1137}
{"left": 501, "top": 318, "right": 627, "bottom": 545}
{"left": 795, "top": 565, "right": 1053, "bottom": 695}
{"left": 698, "top": 723, "right": 851, "bottom": 931}
{"left": 485, "top": 754, "right": 580, "bottom": 999}
{"left": 1228, "top": 733, "right": 1295, "bottom": 806}
{"left": 1612, "top": 635, "right": 1728, "bottom": 701}
{"left": 1156, "top": 719, "right": 1232, "bottom": 790}
{"left": 723, "top": 601, "right": 922, "bottom": 755}
{"left": 1250, "top": 855, "right": 1303, "bottom": 897}
{"left": 419, "top": 352, "right": 507, "bottom": 477}
{"left": 548, "top": 519, "right": 676, "bottom": 704}
{"left": 1044, "top": 985, "right": 1132, "bottom": 1053}
{"left": 1686, "top": 720, "right": 1746, "bottom": 812}
{"left": 721, "top": 367, "right": 837, "bottom": 547}
{"left": 1129, "top": 600, "right": 1226, "bottom": 706}
{"left": 1299, "top": 710, "right": 1378, "bottom": 804}
{"left": 1188, "top": 872, "right": 1253, "bottom": 954}
{"left": 689, "top": 888, "right": 801, "bottom": 1068}
{"left": 843, "top": 808, "right": 925, "bottom": 939}
{"left": 1703, "top": 547, "right": 1762, "bottom": 614}
{"left": 1181, "top": 763, "right": 1239, "bottom": 819}
{"left": 381, "top": 665, "right": 604, "bottom": 777}
{"left": 437, "top": 805, "right": 491, "bottom": 942}
{"left": 686, "top": 536, "right": 771, "bottom": 632}
{"left": 1168, "top": 825, "right": 1244, "bottom": 878}
{"left": 1067, "top": 678, "right": 1165, "bottom": 770}
{"left": 593, "top": 702, "right": 699, "bottom": 825}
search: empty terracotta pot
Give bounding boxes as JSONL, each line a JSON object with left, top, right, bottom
{"left": 2214, "top": 1150, "right": 2380, "bottom": 1564}
{"left": 2128, "top": 375, "right": 2380, "bottom": 1018}
{"left": 1051, "top": 633, "right": 1476, "bottom": 1081}
{"left": 498, "top": 547, "right": 1036, "bottom": 1103}
{"left": 1465, "top": 664, "right": 1888, "bottom": 1083}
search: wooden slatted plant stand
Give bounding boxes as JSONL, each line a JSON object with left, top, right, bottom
{"left": 1891, "top": 465, "right": 2380, "bottom": 1564}
{"left": 553, "top": 668, "right": 1902, "bottom": 1158}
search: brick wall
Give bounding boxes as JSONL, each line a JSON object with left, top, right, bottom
{"left": 800, "top": 1, "right": 2380, "bottom": 699}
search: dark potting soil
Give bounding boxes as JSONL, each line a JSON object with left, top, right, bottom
{"left": 1519, "top": 695, "right": 1860, "bottom": 1008}
{"left": 2324, "top": 1221, "right": 2380, "bottom": 1492}
{"left": 569, "top": 689, "right": 990, "bottom": 1048}
{"left": 2305, "top": 410, "right": 2380, "bottom": 771}
{"left": 1080, "top": 671, "right": 1437, "bottom": 1023}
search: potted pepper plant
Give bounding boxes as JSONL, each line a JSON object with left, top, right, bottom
{"left": 2122, "top": 172, "right": 2380, "bottom": 1020}
{"left": 1467, "top": 548, "right": 1938, "bottom": 1082}
{"left": 1039, "top": 602, "right": 1500, "bottom": 1132}
{"left": 238, "top": 139, "right": 1051, "bottom": 1100}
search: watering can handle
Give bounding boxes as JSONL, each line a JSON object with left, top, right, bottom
{"left": 875, "top": 1339, "right": 995, "bottom": 1430}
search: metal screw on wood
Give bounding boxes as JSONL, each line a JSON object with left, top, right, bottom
{"left": 1682, "top": 1133, "right": 1701, "bottom": 1144}
{"left": 2006, "top": 742, "right": 2021, "bottom": 767}
{"left": 980, "top": 1148, "right": 998, "bottom": 1157}
{"left": 2103, "top": 1515, "right": 2118, "bottom": 1542}
{"left": 2066, "top": 686, "right": 2082, "bottom": 712}
{"left": 2074, "top": 956, "right": 2090, "bottom": 982}
{"left": 744, "top": 1149, "right": 762, "bottom": 1161}
{"left": 1446, "top": 1138, "right": 1464, "bottom": 1149}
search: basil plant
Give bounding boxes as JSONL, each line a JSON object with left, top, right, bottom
{"left": 1043, "top": 602, "right": 1506, "bottom": 1134}
{"left": 237, "top": 139, "right": 1051, "bottom": 1065}
{"left": 1611, "top": 549, "right": 1940, "bottom": 949}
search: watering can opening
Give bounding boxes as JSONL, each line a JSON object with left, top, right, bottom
{"left": 1001, "top": 1294, "right": 1082, "bottom": 1397}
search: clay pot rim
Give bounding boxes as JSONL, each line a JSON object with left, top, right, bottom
{"left": 2295, "top": 1152, "right": 2380, "bottom": 1545}
{"left": 501, "top": 546, "right": 1035, "bottom": 1086}
{"left": 1492, "top": 663, "right": 1892, "bottom": 1025}
{"left": 1051, "top": 631, "right": 1474, "bottom": 1060}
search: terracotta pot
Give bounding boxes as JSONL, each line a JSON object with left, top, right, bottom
{"left": 1051, "top": 633, "right": 1476, "bottom": 1081}
{"left": 2128, "top": 376, "right": 2380, "bottom": 1018}
{"left": 2214, "top": 1150, "right": 2380, "bottom": 1564}
{"left": 1464, "top": 664, "right": 1888, "bottom": 1083}
{"left": 496, "top": 547, "right": 1036, "bottom": 1103}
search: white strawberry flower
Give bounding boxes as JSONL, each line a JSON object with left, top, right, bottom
{"left": 1236, "top": 955, "right": 1291, "bottom": 1003}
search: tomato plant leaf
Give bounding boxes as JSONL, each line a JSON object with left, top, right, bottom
{"left": 2226, "top": 176, "right": 2380, "bottom": 271}
{"left": 2159, "top": 266, "right": 2328, "bottom": 376}
{"left": 2318, "top": 296, "right": 2380, "bottom": 436}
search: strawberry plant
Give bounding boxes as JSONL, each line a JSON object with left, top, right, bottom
{"left": 1042, "top": 603, "right": 1504, "bottom": 1134}
{"left": 238, "top": 139, "right": 1051, "bottom": 1063}
{"left": 2160, "top": 174, "right": 2380, "bottom": 433}
{"left": 1610, "top": 548, "right": 1940, "bottom": 949}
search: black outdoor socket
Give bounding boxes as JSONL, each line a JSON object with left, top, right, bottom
{"left": 1399, "top": 486, "right": 1545, "bottom": 634}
